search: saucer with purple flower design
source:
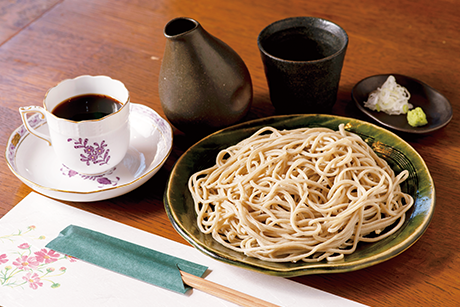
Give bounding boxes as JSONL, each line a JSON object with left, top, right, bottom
{"left": 6, "top": 103, "right": 172, "bottom": 202}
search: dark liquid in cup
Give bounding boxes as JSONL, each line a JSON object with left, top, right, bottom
{"left": 263, "top": 28, "right": 339, "bottom": 61}
{"left": 52, "top": 94, "right": 122, "bottom": 121}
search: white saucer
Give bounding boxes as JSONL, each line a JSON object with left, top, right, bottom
{"left": 6, "top": 103, "right": 173, "bottom": 202}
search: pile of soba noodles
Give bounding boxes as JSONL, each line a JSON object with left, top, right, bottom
{"left": 188, "top": 124, "right": 413, "bottom": 263}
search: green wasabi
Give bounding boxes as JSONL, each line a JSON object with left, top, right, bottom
{"left": 407, "top": 107, "right": 428, "bottom": 127}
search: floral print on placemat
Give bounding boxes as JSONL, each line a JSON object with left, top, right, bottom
{"left": 0, "top": 225, "right": 76, "bottom": 290}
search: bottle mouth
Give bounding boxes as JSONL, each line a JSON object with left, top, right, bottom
{"left": 164, "top": 17, "right": 199, "bottom": 38}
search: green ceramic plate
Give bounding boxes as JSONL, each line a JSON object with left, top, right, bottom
{"left": 164, "top": 114, "right": 435, "bottom": 277}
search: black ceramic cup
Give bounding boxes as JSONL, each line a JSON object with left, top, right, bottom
{"left": 258, "top": 17, "right": 348, "bottom": 114}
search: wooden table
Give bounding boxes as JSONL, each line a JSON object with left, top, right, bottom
{"left": 1, "top": 0, "right": 459, "bottom": 306}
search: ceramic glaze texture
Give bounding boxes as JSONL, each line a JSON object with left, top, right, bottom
{"left": 159, "top": 17, "right": 253, "bottom": 136}
{"left": 164, "top": 115, "right": 435, "bottom": 276}
{"left": 258, "top": 17, "right": 348, "bottom": 114}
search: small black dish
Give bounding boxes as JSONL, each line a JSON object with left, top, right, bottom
{"left": 352, "top": 74, "right": 453, "bottom": 134}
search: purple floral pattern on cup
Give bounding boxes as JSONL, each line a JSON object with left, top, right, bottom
{"left": 68, "top": 138, "right": 111, "bottom": 166}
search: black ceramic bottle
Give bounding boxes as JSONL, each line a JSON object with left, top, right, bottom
{"left": 159, "top": 17, "right": 253, "bottom": 136}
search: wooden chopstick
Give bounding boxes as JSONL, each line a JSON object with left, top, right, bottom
{"left": 180, "top": 270, "right": 280, "bottom": 307}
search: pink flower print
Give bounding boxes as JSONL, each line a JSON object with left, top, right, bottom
{"left": 34, "top": 249, "right": 60, "bottom": 264}
{"left": 59, "top": 267, "right": 67, "bottom": 272}
{"left": 65, "top": 254, "right": 77, "bottom": 262}
{"left": 12, "top": 255, "right": 39, "bottom": 270}
{"left": 0, "top": 254, "right": 8, "bottom": 264}
{"left": 28, "top": 225, "right": 36, "bottom": 230}
{"left": 18, "top": 243, "right": 30, "bottom": 249}
{"left": 22, "top": 272, "right": 43, "bottom": 290}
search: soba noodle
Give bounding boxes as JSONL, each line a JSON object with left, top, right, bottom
{"left": 188, "top": 124, "right": 414, "bottom": 263}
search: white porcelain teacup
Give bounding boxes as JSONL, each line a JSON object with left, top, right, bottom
{"left": 19, "top": 75, "right": 130, "bottom": 175}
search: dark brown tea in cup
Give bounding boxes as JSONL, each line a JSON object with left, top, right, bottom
{"left": 52, "top": 94, "right": 122, "bottom": 121}
{"left": 262, "top": 27, "right": 341, "bottom": 61}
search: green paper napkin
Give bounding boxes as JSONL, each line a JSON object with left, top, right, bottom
{"left": 46, "top": 225, "right": 208, "bottom": 294}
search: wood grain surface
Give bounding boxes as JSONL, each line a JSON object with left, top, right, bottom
{"left": 1, "top": 0, "right": 459, "bottom": 306}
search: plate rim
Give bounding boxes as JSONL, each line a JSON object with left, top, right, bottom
{"left": 165, "top": 114, "right": 435, "bottom": 276}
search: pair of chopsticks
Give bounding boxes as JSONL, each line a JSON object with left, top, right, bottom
{"left": 180, "top": 270, "right": 281, "bottom": 307}
{"left": 47, "top": 225, "right": 279, "bottom": 306}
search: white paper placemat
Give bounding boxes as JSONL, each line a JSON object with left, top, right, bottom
{"left": 0, "top": 192, "right": 366, "bottom": 307}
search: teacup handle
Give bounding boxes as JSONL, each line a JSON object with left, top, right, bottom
{"left": 19, "top": 106, "right": 52, "bottom": 146}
